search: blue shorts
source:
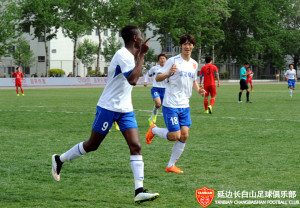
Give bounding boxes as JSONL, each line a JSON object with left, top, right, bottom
{"left": 151, "top": 87, "right": 165, "bottom": 103}
{"left": 162, "top": 106, "right": 191, "bottom": 132}
{"left": 92, "top": 106, "right": 138, "bottom": 134}
{"left": 288, "top": 79, "right": 295, "bottom": 88}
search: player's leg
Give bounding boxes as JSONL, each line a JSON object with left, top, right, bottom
{"left": 238, "top": 80, "right": 243, "bottom": 103}
{"left": 148, "top": 88, "right": 161, "bottom": 125}
{"left": 250, "top": 79, "right": 253, "bottom": 92}
{"left": 51, "top": 106, "right": 112, "bottom": 181}
{"left": 119, "top": 113, "right": 159, "bottom": 203}
{"left": 20, "top": 86, "right": 24, "bottom": 95}
{"left": 203, "top": 85, "right": 209, "bottom": 113}
{"left": 208, "top": 86, "right": 217, "bottom": 114}
{"left": 15, "top": 85, "right": 19, "bottom": 96}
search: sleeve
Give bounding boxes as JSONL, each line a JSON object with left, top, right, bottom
{"left": 284, "top": 70, "right": 288, "bottom": 76}
{"left": 199, "top": 67, "right": 204, "bottom": 77}
{"left": 144, "top": 71, "right": 149, "bottom": 82}
{"left": 214, "top": 66, "right": 219, "bottom": 75}
{"left": 21, "top": 73, "right": 24, "bottom": 79}
{"left": 194, "top": 63, "right": 198, "bottom": 80}
{"left": 158, "top": 58, "right": 173, "bottom": 74}
{"left": 118, "top": 52, "right": 135, "bottom": 78}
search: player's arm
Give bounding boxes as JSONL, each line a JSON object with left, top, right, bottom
{"left": 216, "top": 74, "right": 220, "bottom": 87}
{"left": 156, "top": 64, "right": 177, "bottom": 82}
{"left": 199, "top": 69, "right": 204, "bottom": 88}
{"left": 127, "top": 37, "right": 151, "bottom": 86}
{"left": 144, "top": 71, "right": 149, "bottom": 87}
{"left": 193, "top": 80, "right": 205, "bottom": 96}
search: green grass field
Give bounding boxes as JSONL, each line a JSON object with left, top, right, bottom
{"left": 1, "top": 84, "right": 300, "bottom": 208}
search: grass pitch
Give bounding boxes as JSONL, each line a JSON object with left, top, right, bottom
{"left": 1, "top": 84, "right": 299, "bottom": 208}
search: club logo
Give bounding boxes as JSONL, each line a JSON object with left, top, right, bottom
{"left": 195, "top": 186, "right": 214, "bottom": 207}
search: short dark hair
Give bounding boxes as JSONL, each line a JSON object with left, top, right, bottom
{"left": 289, "top": 64, "right": 293, "bottom": 67}
{"left": 158, "top": 53, "right": 167, "bottom": 61}
{"left": 121, "top": 25, "right": 139, "bottom": 44}
{"left": 179, "top": 34, "right": 195, "bottom": 46}
{"left": 205, "top": 57, "right": 213, "bottom": 63}
{"left": 244, "top": 62, "right": 249, "bottom": 66}
{"left": 16, "top": 67, "right": 20, "bottom": 70}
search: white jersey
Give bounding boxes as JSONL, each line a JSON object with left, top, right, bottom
{"left": 284, "top": 69, "right": 296, "bottom": 80}
{"left": 97, "top": 47, "right": 135, "bottom": 113}
{"left": 158, "top": 54, "right": 198, "bottom": 108}
{"left": 144, "top": 65, "right": 167, "bottom": 88}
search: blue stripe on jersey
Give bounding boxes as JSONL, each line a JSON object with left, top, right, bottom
{"left": 113, "top": 65, "right": 122, "bottom": 78}
{"left": 214, "top": 72, "right": 219, "bottom": 75}
{"left": 123, "top": 69, "right": 133, "bottom": 78}
{"left": 199, "top": 74, "right": 204, "bottom": 77}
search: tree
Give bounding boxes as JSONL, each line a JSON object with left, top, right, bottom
{"left": 12, "top": 38, "right": 35, "bottom": 69}
{"left": 61, "top": 0, "right": 93, "bottom": 76}
{"left": 102, "top": 32, "right": 123, "bottom": 63}
{"left": 0, "top": 0, "right": 21, "bottom": 58}
{"left": 76, "top": 39, "right": 98, "bottom": 76}
{"left": 19, "top": 0, "right": 65, "bottom": 76}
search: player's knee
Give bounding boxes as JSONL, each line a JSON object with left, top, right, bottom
{"left": 167, "top": 132, "right": 181, "bottom": 141}
{"left": 130, "top": 142, "right": 141, "bottom": 155}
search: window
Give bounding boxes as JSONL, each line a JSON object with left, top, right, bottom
{"left": 8, "top": 67, "right": 15, "bottom": 75}
{"left": 38, "top": 36, "right": 45, "bottom": 42}
{"left": 22, "top": 24, "right": 30, "bottom": 33}
{"left": 38, "top": 56, "right": 45, "bottom": 62}
{"left": 8, "top": 46, "right": 15, "bottom": 53}
{"left": 51, "top": 49, "right": 57, "bottom": 53}
{"left": 104, "top": 30, "right": 108, "bottom": 36}
{"left": 95, "top": 29, "right": 99, "bottom": 36}
{"left": 119, "top": 31, "right": 122, "bottom": 37}
{"left": 87, "top": 67, "right": 92, "bottom": 72}
{"left": 104, "top": 67, "right": 108, "bottom": 75}
{"left": 87, "top": 30, "right": 92, "bottom": 35}
{"left": 24, "top": 67, "right": 30, "bottom": 74}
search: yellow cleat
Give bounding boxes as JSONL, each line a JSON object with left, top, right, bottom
{"left": 208, "top": 105, "right": 212, "bottom": 114}
{"left": 114, "top": 122, "right": 120, "bottom": 131}
{"left": 165, "top": 166, "right": 184, "bottom": 173}
{"left": 22, "top": 94, "right": 24, "bottom": 96}
{"left": 17, "top": 94, "right": 19, "bottom": 96}
{"left": 204, "top": 110, "right": 209, "bottom": 114}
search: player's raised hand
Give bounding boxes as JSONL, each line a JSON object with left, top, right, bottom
{"left": 169, "top": 64, "right": 177, "bottom": 76}
{"left": 140, "top": 37, "right": 152, "bottom": 56}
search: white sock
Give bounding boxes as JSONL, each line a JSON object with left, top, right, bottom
{"left": 60, "top": 142, "right": 86, "bottom": 162}
{"left": 150, "top": 105, "right": 159, "bottom": 120}
{"left": 152, "top": 127, "right": 168, "bottom": 140}
{"left": 167, "top": 140, "right": 186, "bottom": 168}
{"left": 130, "top": 155, "right": 144, "bottom": 190}
{"left": 290, "top": 89, "right": 293, "bottom": 96}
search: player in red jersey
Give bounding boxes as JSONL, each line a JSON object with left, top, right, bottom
{"left": 12, "top": 67, "right": 24, "bottom": 96}
{"left": 199, "top": 57, "right": 220, "bottom": 114}
{"left": 246, "top": 67, "right": 254, "bottom": 92}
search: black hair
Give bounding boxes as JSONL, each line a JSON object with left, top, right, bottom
{"left": 205, "top": 57, "right": 213, "bottom": 63}
{"left": 289, "top": 64, "right": 293, "bottom": 67}
{"left": 158, "top": 53, "right": 167, "bottom": 61}
{"left": 179, "top": 34, "right": 195, "bottom": 46}
{"left": 16, "top": 67, "right": 20, "bottom": 70}
{"left": 244, "top": 62, "right": 249, "bottom": 65}
{"left": 121, "top": 25, "right": 139, "bottom": 44}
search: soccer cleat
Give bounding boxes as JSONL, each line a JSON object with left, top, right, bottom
{"left": 134, "top": 190, "right": 160, "bottom": 204}
{"left": 52, "top": 154, "right": 63, "bottom": 181}
{"left": 246, "top": 100, "right": 253, "bottom": 103}
{"left": 208, "top": 105, "right": 212, "bottom": 114}
{"left": 17, "top": 94, "right": 19, "bottom": 96}
{"left": 148, "top": 118, "right": 155, "bottom": 126}
{"left": 204, "top": 110, "right": 209, "bottom": 114}
{"left": 22, "top": 94, "right": 24, "bottom": 96}
{"left": 114, "top": 122, "right": 120, "bottom": 131}
{"left": 145, "top": 124, "right": 156, "bottom": 144}
{"left": 152, "top": 115, "right": 157, "bottom": 123}
{"left": 165, "top": 166, "right": 184, "bottom": 173}
{"left": 238, "top": 101, "right": 243, "bottom": 103}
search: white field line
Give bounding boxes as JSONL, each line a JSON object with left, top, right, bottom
{"left": 1, "top": 108, "right": 300, "bottom": 123}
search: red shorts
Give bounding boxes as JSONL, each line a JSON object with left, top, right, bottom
{"left": 247, "top": 78, "right": 252, "bottom": 84}
{"left": 204, "top": 85, "right": 217, "bottom": 97}
{"left": 15, "top": 81, "right": 22, "bottom": 87}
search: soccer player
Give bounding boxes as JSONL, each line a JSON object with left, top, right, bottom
{"left": 284, "top": 64, "right": 297, "bottom": 97}
{"left": 144, "top": 53, "right": 167, "bottom": 126}
{"left": 51, "top": 25, "right": 159, "bottom": 204}
{"left": 12, "top": 67, "right": 24, "bottom": 96}
{"left": 238, "top": 62, "right": 252, "bottom": 103}
{"left": 246, "top": 67, "right": 254, "bottom": 92}
{"left": 145, "top": 34, "right": 205, "bottom": 173}
{"left": 199, "top": 57, "right": 220, "bottom": 114}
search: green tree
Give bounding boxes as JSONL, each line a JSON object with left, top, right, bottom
{"left": 12, "top": 38, "right": 35, "bottom": 69}
{"left": 61, "top": 0, "right": 93, "bottom": 76}
{"left": 102, "top": 32, "right": 122, "bottom": 63}
{"left": 0, "top": 0, "right": 21, "bottom": 58}
{"left": 76, "top": 39, "right": 98, "bottom": 76}
{"left": 19, "top": 0, "right": 65, "bottom": 76}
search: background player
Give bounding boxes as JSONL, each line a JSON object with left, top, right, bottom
{"left": 12, "top": 67, "right": 24, "bottom": 96}
{"left": 246, "top": 67, "right": 254, "bottom": 92}
{"left": 51, "top": 25, "right": 159, "bottom": 204}
{"left": 144, "top": 53, "right": 167, "bottom": 126}
{"left": 199, "top": 57, "right": 220, "bottom": 114}
{"left": 238, "top": 62, "right": 252, "bottom": 103}
{"left": 284, "top": 64, "right": 297, "bottom": 97}
{"left": 145, "top": 34, "right": 205, "bottom": 173}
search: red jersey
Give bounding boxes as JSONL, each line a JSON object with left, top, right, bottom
{"left": 247, "top": 71, "right": 253, "bottom": 80}
{"left": 12, "top": 71, "right": 24, "bottom": 82}
{"left": 199, "top": 63, "right": 219, "bottom": 86}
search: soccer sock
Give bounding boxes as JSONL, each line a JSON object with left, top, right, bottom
{"left": 150, "top": 105, "right": 159, "bottom": 121}
{"left": 16, "top": 89, "right": 19, "bottom": 94}
{"left": 290, "top": 89, "right": 293, "bottom": 96}
{"left": 152, "top": 127, "right": 168, "bottom": 140}
{"left": 210, "top": 97, "right": 215, "bottom": 106}
{"left": 21, "top": 88, "right": 24, "bottom": 94}
{"left": 167, "top": 140, "right": 186, "bottom": 168}
{"left": 239, "top": 92, "right": 242, "bottom": 101}
{"left": 130, "top": 155, "right": 144, "bottom": 190}
{"left": 204, "top": 98, "right": 208, "bottom": 110}
{"left": 60, "top": 142, "right": 86, "bottom": 162}
{"left": 246, "top": 91, "right": 250, "bottom": 101}
{"left": 251, "top": 85, "right": 253, "bottom": 91}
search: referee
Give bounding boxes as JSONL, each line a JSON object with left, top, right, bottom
{"left": 238, "top": 62, "right": 252, "bottom": 103}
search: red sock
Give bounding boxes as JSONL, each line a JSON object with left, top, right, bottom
{"left": 204, "top": 98, "right": 208, "bottom": 110}
{"left": 251, "top": 85, "right": 253, "bottom": 91}
{"left": 16, "top": 89, "right": 19, "bottom": 94}
{"left": 21, "top": 88, "right": 24, "bottom": 94}
{"left": 210, "top": 97, "right": 215, "bottom": 106}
